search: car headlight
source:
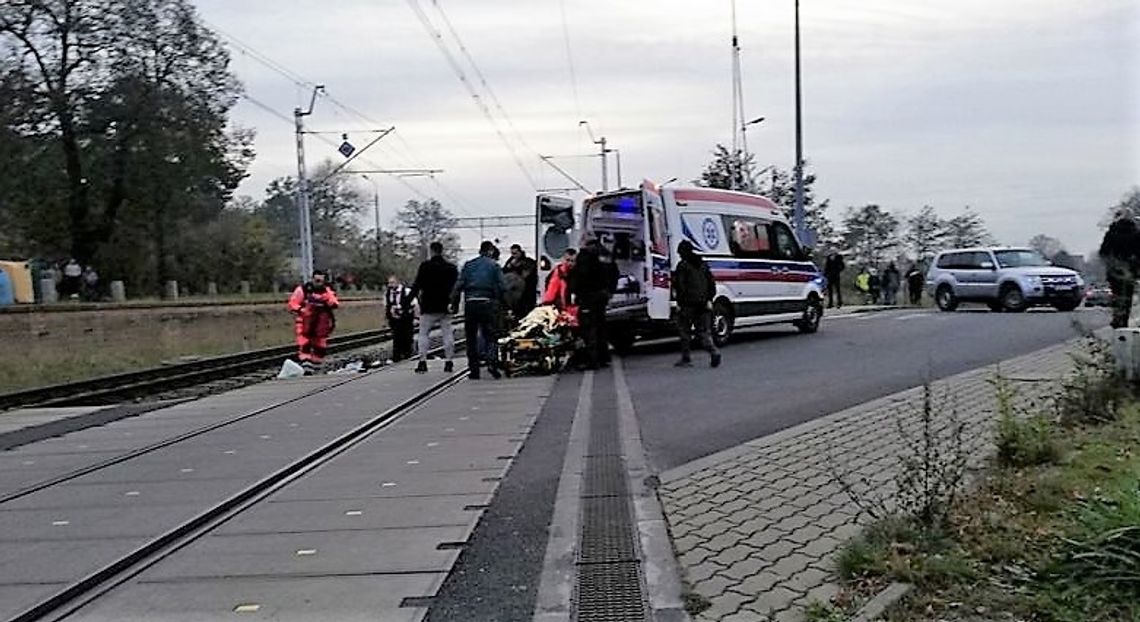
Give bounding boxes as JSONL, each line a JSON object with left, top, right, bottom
{"left": 1025, "top": 275, "right": 1043, "bottom": 288}
{"left": 1075, "top": 275, "right": 1085, "bottom": 287}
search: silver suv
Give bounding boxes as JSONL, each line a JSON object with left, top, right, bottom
{"left": 926, "top": 247, "right": 1084, "bottom": 312}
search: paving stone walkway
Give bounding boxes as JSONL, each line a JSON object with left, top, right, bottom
{"left": 657, "top": 341, "right": 1079, "bottom": 622}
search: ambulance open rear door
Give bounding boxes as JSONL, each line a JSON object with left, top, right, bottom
{"left": 643, "top": 182, "right": 672, "bottom": 322}
{"left": 535, "top": 194, "right": 577, "bottom": 293}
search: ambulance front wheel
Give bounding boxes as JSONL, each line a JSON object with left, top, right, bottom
{"left": 712, "top": 300, "right": 734, "bottom": 347}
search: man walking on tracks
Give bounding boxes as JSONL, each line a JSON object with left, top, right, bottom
{"left": 1099, "top": 209, "right": 1139, "bottom": 328}
{"left": 451, "top": 241, "right": 507, "bottom": 380}
{"left": 571, "top": 235, "right": 619, "bottom": 370}
{"left": 385, "top": 275, "right": 417, "bottom": 362}
{"left": 410, "top": 242, "right": 458, "bottom": 374}
{"left": 673, "top": 241, "right": 721, "bottom": 369}
{"left": 288, "top": 269, "right": 340, "bottom": 371}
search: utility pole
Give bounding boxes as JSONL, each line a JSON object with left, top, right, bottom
{"left": 612, "top": 149, "right": 623, "bottom": 189}
{"left": 579, "top": 120, "right": 609, "bottom": 192}
{"left": 361, "top": 175, "right": 381, "bottom": 264}
{"left": 294, "top": 85, "right": 324, "bottom": 279}
{"left": 793, "top": 0, "right": 806, "bottom": 239}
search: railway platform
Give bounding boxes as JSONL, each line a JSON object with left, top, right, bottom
{"left": 0, "top": 359, "right": 554, "bottom": 621}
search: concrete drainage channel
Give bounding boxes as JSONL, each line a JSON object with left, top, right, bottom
{"left": 573, "top": 371, "right": 649, "bottom": 621}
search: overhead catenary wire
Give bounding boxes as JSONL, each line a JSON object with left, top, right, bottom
{"left": 425, "top": 0, "right": 592, "bottom": 195}
{"left": 558, "top": 0, "right": 583, "bottom": 121}
{"left": 198, "top": 13, "right": 485, "bottom": 218}
{"left": 429, "top": 0, "right": 537, "bottom": 156}
{"left": 404, "top": 0, "right": 541, "bottom": 190}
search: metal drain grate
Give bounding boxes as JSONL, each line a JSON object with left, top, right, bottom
{"left": 575, "top": 562, "right": 647, "bottom": 622}
{"left": 579, "top": 497, "right": 638, "bottom": 563}
{"left": 573, "top": 373, "right": 648, "bottom": 621}
{"left": 583, "top": 455, "right": 628, "bottom": 498}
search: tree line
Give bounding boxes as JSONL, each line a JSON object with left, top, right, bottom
{"left": 0, "top": 0, "right": 459, "bottom": 296}
{"left": 698, "top": 145, "right": 1140, "bottom": 272}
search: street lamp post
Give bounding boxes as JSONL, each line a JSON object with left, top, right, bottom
{"left": 741, "top": 116, "right": 765, "bottom": 157}
{"left": 738, "top": 116, "right": 765, "bottom": 191}
{"left": 612, "top": 149, "right": 623, "bottom": 189}
{"left": 793, "top": 0, "right": 806, "bottom": 239}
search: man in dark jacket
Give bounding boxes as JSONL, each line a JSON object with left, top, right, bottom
{"left": 824, "top": 251, "right": 845, "bottom": 308}
{"left": 1099, "top": 209, "right": 1139, "bottom": 328}
{"left": 673, "top": 241, "right": 721, "bottom": 368}
{"left": 571, "top": 235, "right": 619, "bottom": 369}
{"left": 905, "top": 264, "right": 925, "bottom": 306}
{"left": 451, "top": 241, "right": 507, "bottom": 379}
{"left": 503, "top": 244, "right": 539, "bottom": 319}
{"left": 881, "top": 262, "right": 901, "bottom": 306}
{"left": 410, "top": 241, "right": 458, "bottom": 373}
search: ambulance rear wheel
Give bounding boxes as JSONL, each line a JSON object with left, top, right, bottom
{"left": 609, "top": 330, "right": 635, "bottom": 355}
{"left": 712, "top": 300, "right": 734, "bottom": 347}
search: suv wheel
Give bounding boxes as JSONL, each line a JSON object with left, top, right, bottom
{"left": 712, "top": 300, "right": 734, "bottom": 347}
{"left": 935, "top": 285, "right": 958, "bottom": 312}
{"left": 1001, "top": 284, "right": 1028, "bottom": 312}
{"left": 795, "top": 294, "right": 823, "bottom": 334}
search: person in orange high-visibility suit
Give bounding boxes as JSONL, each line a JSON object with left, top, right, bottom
{"left": 287, "top": 270, "right": 340, "bottom": 368}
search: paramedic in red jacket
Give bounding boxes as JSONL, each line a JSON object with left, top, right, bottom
{"left": 542, "top": 248, "right": 577, "bottom": 309}
{"left": 287, "top": 269, "right": 340, "bottom": 366}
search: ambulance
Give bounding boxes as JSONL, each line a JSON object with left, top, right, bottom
{"left": 535, "top": 181, "right": 825, "bottom": 353}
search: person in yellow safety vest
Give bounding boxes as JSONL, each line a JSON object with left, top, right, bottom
{"left": 854, "top": 268, "right": 871, "bottom": 304}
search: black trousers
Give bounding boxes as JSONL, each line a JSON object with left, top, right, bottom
{"left": 463, "top": 300, "right": 498, "bottom": 370}
{"left": 1109, "top": 276, "right": 1135, "bottom": 328}
{"left": 576, "top": 292, "right": 610, "bottom": 368}
{"left": 390, "top": 317, "right": 415, "bottom": 361}
{"left": 826, "top": 277, "right": 843, "bottom": 308}
{"left": 909, "top": 284, "right": 923, "bottom": 305}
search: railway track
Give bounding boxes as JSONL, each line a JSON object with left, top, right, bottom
{"left": 4, "top": 366, "right": 469, "bottom": 622}
{"left": 0, "top": 328, "right": 392, "bottom": 411}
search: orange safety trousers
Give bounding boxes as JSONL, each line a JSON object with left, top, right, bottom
{"left": 287, "top": 285, "right": 339, "bottom": 363}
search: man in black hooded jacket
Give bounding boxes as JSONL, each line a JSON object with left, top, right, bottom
{"left": 673, "top": 241, "right": 721, "bottom": 368}
{"left": 1099, "top": 210, "right": 1139, "bottom": 328}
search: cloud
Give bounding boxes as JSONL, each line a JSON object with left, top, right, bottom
{"left": 197, "top": 0, "right": 1139, "bottom": 254}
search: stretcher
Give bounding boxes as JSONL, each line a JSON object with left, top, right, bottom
{"left": 496, "top": 306, "right": 579, "bottom": 377}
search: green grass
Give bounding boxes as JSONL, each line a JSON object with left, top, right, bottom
{"left": 834, "top": 404, "right": 1140, "bottom": 621}
{"left": 0, "top": 304, "right": 383, "bottom": 393}
{"left": 804, "top": 600, "right": 846, "bottom": 622}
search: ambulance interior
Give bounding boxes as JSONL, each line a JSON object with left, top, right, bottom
{"left": 583, "top": 192, "right": 647, "bottom": 306}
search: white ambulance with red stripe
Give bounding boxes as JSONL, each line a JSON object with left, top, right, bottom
{"left": 535, "top": 181, "right": 825, "bottom": 352}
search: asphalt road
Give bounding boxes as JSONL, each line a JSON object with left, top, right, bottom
{"left": 622, "top": 306, "right": 1110, "bottom": 472}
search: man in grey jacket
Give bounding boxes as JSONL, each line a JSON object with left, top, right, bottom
{"left": 451, "top": 241, "right": 507, "bottom": 379}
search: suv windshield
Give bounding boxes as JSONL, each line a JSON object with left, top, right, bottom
{"left": 994, "top": 250, "right": 1050, "bottom": 268}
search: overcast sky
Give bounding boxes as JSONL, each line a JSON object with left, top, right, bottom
{"left": 195, "top": 0, "right": 1138, "bottom": 255}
